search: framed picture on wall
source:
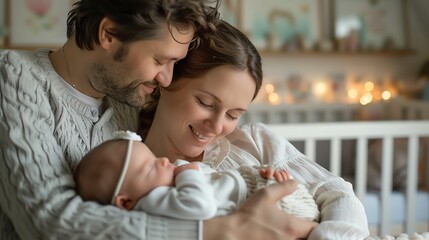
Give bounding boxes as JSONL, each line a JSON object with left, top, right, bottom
{"left": 5, "top": 0, "right": 74, "bottom": 49}
{"left": 219, "top": 0, "right": 242, "bottom": 29}
{"left": 240, "top": 0, "right": 323, "bottom": 52}
{"left": 334, "top": 0, "right": 408, "bottom": 52}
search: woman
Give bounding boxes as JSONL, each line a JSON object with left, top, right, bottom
{"left": 140, "top": 20, "right": 370, "bottom": 239}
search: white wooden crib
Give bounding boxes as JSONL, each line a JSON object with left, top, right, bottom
{"left": 242, "top": 97, "right": 429, "bottom": 237}
{"left": 266, "top": 121, "right": 429, "bottom": 237}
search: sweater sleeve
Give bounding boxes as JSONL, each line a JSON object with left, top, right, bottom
{"left": 0, "top": 50, "right": 200, "bottom": 240}
{"left": 227, "top": 123, "right": 370, "bottom": 240}
{"left": 135, "top": 169, "right": 217, "bottom": 220}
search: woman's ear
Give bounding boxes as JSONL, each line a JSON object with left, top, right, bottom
{"left": 113, "top": 195, "right": 135, "bottom": 210}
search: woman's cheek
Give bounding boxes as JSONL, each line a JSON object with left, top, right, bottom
{"left": 223, "top": 122, "right": 239, "bottom": 136}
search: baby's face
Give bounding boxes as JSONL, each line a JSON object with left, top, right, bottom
{"left": 123, "top": 142, "right": 176, "bottom": 201}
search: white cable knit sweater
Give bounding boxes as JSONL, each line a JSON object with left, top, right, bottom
{"left": 0, "top": 49, "right": 200, "bottom": 239}
{"left": 237, "top": 165, "right": 320, "bottom": 222}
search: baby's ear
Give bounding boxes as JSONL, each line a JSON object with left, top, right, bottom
{"left": 114, "top": 195, "right": 135, "bottom": 210}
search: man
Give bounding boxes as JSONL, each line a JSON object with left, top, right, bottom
{"left": 0, "top": 1, "right": 302, "bottom": 239}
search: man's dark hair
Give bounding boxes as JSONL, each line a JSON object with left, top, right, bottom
{"left": 67, "top": 0, "right": 220, "bottom": 50}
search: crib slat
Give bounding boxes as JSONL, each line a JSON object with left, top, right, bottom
{"left": 406, "top": 136, "right": 419, "bottom": 233}
{"left": 330, "top": 138, "right": 341, "bottom": 176}
{"left": 305, "top": 139, "right": 316, "bottom": 162}
{"left": 380, "top": 137, "right": 394, "bottom": 236}
{"left": 355, "top": 137, "right": 368, "bottom": 201}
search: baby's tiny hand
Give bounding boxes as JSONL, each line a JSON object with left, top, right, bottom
{"left": 174, "top": 162, "right": 200, "bottom": 175}
{"left": 260, "top": 167, "right": 291, "bottom": 182}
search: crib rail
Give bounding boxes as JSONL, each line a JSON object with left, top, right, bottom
{"left": 267, "top": 121, "right": 429, "bottom": 236}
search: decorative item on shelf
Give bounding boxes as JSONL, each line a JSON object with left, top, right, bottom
{"left": 286, "top": 74, "right": 308, "bottom": 103}
{"left": 334, "top": 0, "right": 408, "bottom": 52}
{"left": 242, "top": 0, "right": 321, "bottom": 53}
{"left": 394, "top": 59, "right": 429, "bottom": 101}
{"left": 329, "top": 73, "right": 346, "bottom": 101}
{"left": 6, "top": 0, "right": 74, "bottom": 49}
{"left": 281, "top": 33, "right": 306, "bottom": 52}
{"left": 0, "top": 25, "right": 8, "bottom": 48}
{"left": 318, "top": 39, "right": 334, "bottom": 52}
{"left": 421, "top": 60, "right": 429, "bottom": 101}
{"left": 337, "top": 28, "right": 361, "bottom": 52}
{"left": 219, "top": 0, "right": 241, "bottom": 28}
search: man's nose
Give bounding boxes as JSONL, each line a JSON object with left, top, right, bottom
{"left": 155, "top": 62, "right": 174, "bottom": 87}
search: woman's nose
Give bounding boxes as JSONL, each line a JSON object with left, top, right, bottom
{"left": 207, "top": 114, "right": 223, "bottom": 135}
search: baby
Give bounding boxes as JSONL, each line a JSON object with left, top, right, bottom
{"left": 74, "top": 131, "right": 320, "bottom": 222}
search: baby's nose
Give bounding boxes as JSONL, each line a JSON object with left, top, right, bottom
{"left": 159, "top": 157, "right": 170, "bottom": 167}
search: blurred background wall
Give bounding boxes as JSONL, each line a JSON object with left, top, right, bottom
{"left": 1, "top": 0, "right": 428, "bottom": 106}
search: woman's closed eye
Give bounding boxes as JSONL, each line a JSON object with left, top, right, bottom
{"left": 226, "top": 113, "right": 238, "bottom": 120}
{"left": 197, "top": 97, "right": 215, "bottom": 109}
{"left": 197, "top": 97, "right": 244, "bottom": 120}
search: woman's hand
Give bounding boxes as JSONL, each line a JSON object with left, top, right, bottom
{"left": 203, "top": 180, "right": 317, "bottom": 240}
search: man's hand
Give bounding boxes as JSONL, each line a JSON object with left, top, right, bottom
{"left": 203, "top": 180, "right": 318, "bottom": 240}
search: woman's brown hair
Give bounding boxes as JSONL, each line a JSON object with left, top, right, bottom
{"left": 138, "top": 20, "right": 263, "bottom": 138}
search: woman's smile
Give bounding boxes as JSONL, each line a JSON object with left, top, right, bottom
{"left": 190, "top": 125, "right": 209, "bottom": 141}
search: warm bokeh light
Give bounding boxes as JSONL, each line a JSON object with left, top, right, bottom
{"left": 265, "top": 84, "right": 275, "bottom": 93}
{"left": 381, "top": 90, "right": 391, "bottom": 100}
{"left": 347, "top": 88, "right": 358, "bottom": 99}
{"left": 373, "top": 91, "right": 382, "bottom": 101}
{"left": 360, "top": 93, "right": 373, "bottom": 105}
{"left": 364, "top": 81, "right": 374, "bottom": 92}
{"left": 261, "top": 75, "right": 396, "bottom": 105}
{"left": 268, "top": 92, "right": 281, "bottom": 105}
{"left": 313, "top": 81, "right": 327, "bottom": 97}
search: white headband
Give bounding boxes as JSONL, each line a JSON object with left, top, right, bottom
{"left": 111, "top": 130, "right": 143, "bottom": 205}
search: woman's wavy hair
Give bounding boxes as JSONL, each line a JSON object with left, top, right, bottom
{"left": 67, "top": 0, "right": 221, "bottom": 50}
{"left": 138, "top": 20, "right": 263, "bottom": 137}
